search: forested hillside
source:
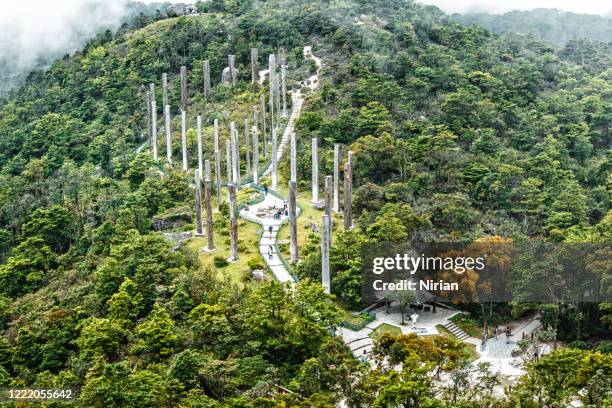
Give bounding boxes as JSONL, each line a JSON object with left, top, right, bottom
{"left": 0, "top": 0, "right": 609, "bottom": 406}
{"left": 452, "top": 8, "right": 612, "bottom": 46}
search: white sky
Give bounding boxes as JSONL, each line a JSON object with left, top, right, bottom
{"left": 418, "top": 0, "right": 612, "bottom": 16}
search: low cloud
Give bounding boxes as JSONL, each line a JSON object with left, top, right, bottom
{"left": 418, "top": 0, "right": 611, "bottom": 16}
{"left": 0, "top": 0, "right": 133, "bottom": 71}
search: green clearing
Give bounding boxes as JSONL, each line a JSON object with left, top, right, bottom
{"left": 369, "top": 323, "right": 403, "bottom": 339}
{"left": 184, "top": 208, "right": 264, "bottom": 287}
{"left": 451, "top": 314, "right": 484, "bottom": 339}
{"left": 343, "top": 313, "right": 367, "bottom": 328}
{"left": 274, "top": 173, "right": 344, "bottom": 269}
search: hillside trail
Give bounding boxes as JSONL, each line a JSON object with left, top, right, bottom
{"left": 144, "top": 46, "right": 323, "bottom": 281}
{"left": 239, "top": 45, "right": 322, "bottom": 282}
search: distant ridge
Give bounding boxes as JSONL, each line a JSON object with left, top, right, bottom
{"left": 451, "top": 8, "right": 612, "bottom": 46}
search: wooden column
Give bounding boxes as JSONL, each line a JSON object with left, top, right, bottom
{"left": 145, "top": 89, "right": 151, "bottom": 145}
{"left": 230, "top": 122, "right": 236, "bottom": 184}
{"left": 252, "top": 105, "right": 258, "bottom": 135}
{"left": 196, "top": 115, "right": 203, "bottom": 177}
{"left": 204, "top": 160, "right": 215, "bottom": 252}
{"left": 271, "top": 127, "right": 278, "bottom": 190}
{"left": 321, "top": 215, "right": 331, "bottom": 294}
{"left": 269, "top": 54, "right": 276, "bottom": 133}
{"left": 226, "top": 140, "right": 231, "bottom": 186}
{"left": 260, "top": 95, "right": 267, "bottom": 157}
{"left": 343, "top": 151, "right": 353, "bottom": 230}
{"left": 275, "top": 73, "right": 281, "bottom": 128}
{"left": 228, "top": 55, "right": 236, "bottom": 87}
{"left": 333, "top": 144, "right": 340, "bottom": 212}
{"left": 205, "top": 160, "right": 211, "bottom": 184}
{"left": 289, "top": 180, "right": 298, "bottom": 263}
{"left": 180, "top": 65, "right": 188, "bottom": 111}
{"left": 181, "top": 110, "right": 188, "bottom": 171}
{"left": 252, "top": 105, "right": 259, "bottom": 168}
{"left": 150, "top": 84, "right": 158, "bottom": 161}
{"left": 165, "top": 104, "right": 172, "bottom": 163}
{"left": 290, "top": 131, "right": 297, "bottom": 183}
{"left": 244, "top": 119, "right": 251, "bottom": 180}
{"left": 311, "top": 137, "right": 318, "bottom": 204}
{"left": 324, "top": 175, "right": 332, "bottom": 218}
{"left": 228, "top": 184, "right": 238, "bottom": 262}
{"left": 281, "top": 64, "right": 287, "bottom": 117}
{"left": 194, "top": 169, "right": 203, "bottom": 236}
{"left": 213, "top": 119, "right": 222, "bottom": 207}
{"left": 251, "top": 48, "right": 258, "bottom": 84}
{"left": 162, "top": 73, "right": 168, "bottom": 107}
{"left": 325, "top": 175, "right": 333, "bottom": 243}
{"left": 252, "top": 125, "right": 259, "bottom": 184}
{"left": 162, "top": 73, "right": 169, "bottom": 162}
{"left": 230, "top": 122, "right": 240, "bottom": 189}
{"left": 203, "top": 60, "right": 211, "bottom": 99}
{"left": 235, "top": 126, "right": 241, "bottom": 189}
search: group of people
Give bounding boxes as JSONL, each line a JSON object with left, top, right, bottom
{"left": 483, "top": 324, "right": 513, "bottom": 344}
{"left": 270, "top": 200, "right": 288, "bottom": 219}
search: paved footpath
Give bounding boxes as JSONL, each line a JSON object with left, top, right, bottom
{"left": 240, "top": 193, "right": 297, "bottom": 282}
{"left": 239, "top": 45, "right": 321, "bottom": 283}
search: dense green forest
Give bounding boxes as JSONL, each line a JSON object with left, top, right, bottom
{"left": 452, "top": 8, "right": 612, "bottom": 46}
{"left": 0, "top": 0, "right": 610, "bottom": 406}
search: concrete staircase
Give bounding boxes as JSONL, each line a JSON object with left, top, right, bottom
{"left": 261, "top": 92, "right": 304, "bottom": 178}
{"left": 346, "top": 335, "right": 374, "bottom": 356}
{"left": 443, "top": 321, "right": 470, "bottom": 340}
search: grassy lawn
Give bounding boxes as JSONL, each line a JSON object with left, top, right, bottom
{"left": 463, "top": 342, "right": 479, "bottom": 362}
{"left": 342, "top": 308, "right": 376, "bottom": 330}
{"left": 342, "top": 309, "right": 367, "bottom": 327}
{"left": 344, "top": 314, "right": 366, "bottom": 328}
{"left": 184, "top": 197, "right": 265, "bottom": 287}
{"left": 274, "top": 173, "right": 344, "bottom": 270}
{"left": 369, "top": 323, "right": 403, "bottom": 339}
{"left": 451, "top": 314, "right": 484, "bottom": 339}
{"left": 436, "top": 324, "right": 455, "bottom": 337}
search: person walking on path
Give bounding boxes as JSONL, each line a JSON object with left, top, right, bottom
{"left": 263, "top": 183, "right": 268, "bottom": 195}
{"left": 360, "top": 350, "right": 368, "bottom": 363}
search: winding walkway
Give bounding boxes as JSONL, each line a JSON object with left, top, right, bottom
{"left": 239, "top": 45, "right": 322, "bottom": 283}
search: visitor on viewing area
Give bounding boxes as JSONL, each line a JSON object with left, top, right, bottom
{"left": 360, "top": 350, "right": 368, "bottom": 363}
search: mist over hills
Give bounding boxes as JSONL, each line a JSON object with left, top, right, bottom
{"left": 0, "top": 1, "right": 167, "bottom": 98}
{"left": 451, "top": 8, "right": 612, "bottom": 46}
